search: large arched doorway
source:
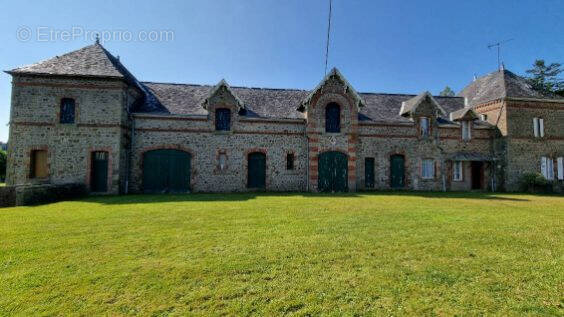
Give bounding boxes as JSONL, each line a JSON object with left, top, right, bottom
{"left": 390, "top": 154, "right": 405, "bottom": 189}
{"left": 247, "top": 152, "right": 266, "bottom": 189}
{"left": 143, "top": 149, "right": 191, "bottom": 193}
{"left": 318, "top": 151, "right": 348, "bottom": 192}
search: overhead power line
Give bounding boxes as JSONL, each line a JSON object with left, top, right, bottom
{"left": 324, "top": 0, "right": 333, "bottom": 75}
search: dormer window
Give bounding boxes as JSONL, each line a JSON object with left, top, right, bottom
{"left": 533, "top": 117, "right": 544, "bottom": 138}
{"left": 325, "top": 103, "right": 341, "bottom": 133}
{"left": 60, "top": 98, "right": 76, "bottom": 124}
{"left": 215, "top": 108, "right": 231, "bottom": 131}
{"left": 420, "top": 117, "right": 430, "bottom": 137}
{"left": 461, "top": 121, "right": 472, "bottom": 141}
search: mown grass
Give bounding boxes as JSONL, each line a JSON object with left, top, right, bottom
{"left": 0, "top": 192, "right": 562, "bottom": 315}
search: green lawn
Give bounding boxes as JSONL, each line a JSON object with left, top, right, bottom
{"left": 1, "top": 192, "right": 562, "bottom": 315}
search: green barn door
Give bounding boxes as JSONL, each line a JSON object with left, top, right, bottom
{"left": 247, "top": 152, "right": 266, "bottom": 189}
{"left": 143, "top": 150, "right": 191, "bottom": 193}
{"left": 318, "top": 151, "right": 348, "bottom": 192}
{"left": 91, "top": 151, "right": 108, "bottom": 192}
{"left": 390, "top": 154, "right": 405, "bottom": 189}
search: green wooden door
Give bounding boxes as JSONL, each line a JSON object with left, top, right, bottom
{"left": 247, "top": 152, "right": 266, "bottom": 189}
{"left": 91, "top": 151, "right": 108, "bottom": 192}
{"left": 143, "top": 150, "right": 191, "bottom": 193}
{"left": 318, "top": 151, "right": 348, "bottom": 192}
{"left": 390, "top": 154, "right": 405, "bottom": 189}
{"left": 365, "top": 157, "right": 375, "bottom": 188}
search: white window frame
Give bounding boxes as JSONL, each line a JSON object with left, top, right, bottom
{"left": 420, "top": 117, "right": 430, "bottom": 137}
{"left": 558, "top": 157, "right": 563, "bottom": 180}
{"left": 480, "top": 114, "right": 488, "bottom": 121}
{"left": 453, "top": 161, "right": 463, "bottom": 181}
{"left": 422, "top": 159, "right": 435, "bottom": 179}
{"left": 533, "top": 118, "right": 544, "bottom": 138}
{"left": 541, "top": 156, "right": 554, "bottom": 180}
{"left": 461, "top": 121, "right": 472, "bottom": 141}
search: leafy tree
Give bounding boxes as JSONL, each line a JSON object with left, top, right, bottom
{"left": 525, "top": 59, "right": 563, "bottom": 95}
{"left": 439, "top": 86, "right": 455, "bottom": 97}
{"left": 0, "top": 150, "right": 6, "bottom": 181}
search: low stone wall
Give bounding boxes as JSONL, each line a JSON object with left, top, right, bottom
{"left": 0, "top": 183, "right": 87, "bottom": 207}
{"left": 0, "top": 186, "right": 16, "bottom": 207}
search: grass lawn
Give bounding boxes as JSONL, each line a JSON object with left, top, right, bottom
{"left": 0, "top": 192, "right": 562, "bottom": 315}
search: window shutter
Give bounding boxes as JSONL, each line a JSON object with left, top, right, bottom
{"left": 468, "top": 121, "right": 472, "bottom": 140}
{"left": 539, "top": 119, "right": 545, "bottom": 137}
{"left": 541, "top": 156, "right": 547, "bottom": 178}
{"left": 533, "top": 118, "right": 539, "bottom": 137}
{"left": 558, "top": 157, "right": 564, "bottom": 180}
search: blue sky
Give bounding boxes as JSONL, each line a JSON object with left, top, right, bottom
{"left": 1, "top": 0, "right": 563, "bottom": 142}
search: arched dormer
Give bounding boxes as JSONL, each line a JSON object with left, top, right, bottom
{"left": 201, "top": 79, "right": 244, "bottom": 132}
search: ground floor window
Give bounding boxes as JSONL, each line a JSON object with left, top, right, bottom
{"left": 365, "top": 157, "right": 375, "bottom": 188}
{"left": 558, "top": 157, "right": 563, "bottom": 180}
{"left": 541, "top": 156, "right": 554, "bottom": 180}
{"left": 29, "top": 150, "right": 48, "bottom": 179}
{"left": 421, "top": 159, "right": 435, "bottom": 179}
{"left": 453, "top": 161, "right": 463, "bottom": 181}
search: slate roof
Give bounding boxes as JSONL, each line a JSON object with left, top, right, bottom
{"left": 458, "top": 69, "right": 560, "bottom": 107}
{"left": 7, "top": 43, "right": 143, "bottom": 90}
{"left": 137, "top": 81, "right": 466, "bottom": 122}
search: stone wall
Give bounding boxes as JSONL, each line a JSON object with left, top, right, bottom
{"left": 6, "top": 75, "right": 133, "bottom": 194}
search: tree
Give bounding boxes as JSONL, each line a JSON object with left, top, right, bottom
{"left": 525, "top": 59, "right": 563, "bottom": 95}
{"left": 0, "top": 150, "right": 6, "bottom": 182}
{"left": 439, "top": 86, "right": 455, "bottom": 97}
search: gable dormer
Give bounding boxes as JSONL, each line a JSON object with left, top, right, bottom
{"left": 299, "top": 68, "right": 365, "bottom": 112}
{"left": 399, "top": 91, "right": 446, "bottom": 119}
{"left": 202, "top": 80, "right": 244, "bottom": 132}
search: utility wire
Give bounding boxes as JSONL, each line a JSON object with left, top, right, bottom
{"left": 324, "top": 0, "right": 332, "bottom": 75}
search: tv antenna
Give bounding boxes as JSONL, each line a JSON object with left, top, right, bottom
{"left": 488, "top": 39, "right": 513, "bottom": 70}
{"left": 324, "top": 0, "right": 333, "bottom": 75}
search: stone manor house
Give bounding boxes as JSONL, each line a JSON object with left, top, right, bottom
{"left": 4, "top": 42, "right": 564, "bottom": 194}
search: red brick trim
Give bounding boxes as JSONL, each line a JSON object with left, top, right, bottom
{"left": 14, "top": 81, "right": 123, "bottom": 90}
{"left": 512, "top": 136, "right": 564, "bottom": 141}
{"left": 85, "top": 147, "right": 113, "bottom": 193}
{"left": 136, "top": 127, "right": 212, "bottom": 133}
{"left": 133, "top": 114, "right": 207, "bottom": 121}
{"left": 240, "top": 118, "right": 305, "bottom": 125}
{"left": 358, "top": 122, "right": 415, "bottom": 127}
{"left": 12, "top": 121, "right": 55, "bottom": 127}
{"left": 474, "top": 99, "right": 504, "bottom": 110}
{"left": 233, "top": 130, "right": 304, "bottom": 136}
{"left": 359, "top": 134, "right": 417, "bottom": 139}
{"left": 138, "top": 145, "right": 196, "bottom": 191}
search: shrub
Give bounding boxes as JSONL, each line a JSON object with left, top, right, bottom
{"left": 520, "top": 172, "right": 549, "bottom": 193}
{"left": 0, "top": 150, "right": 6, "bottom": 181}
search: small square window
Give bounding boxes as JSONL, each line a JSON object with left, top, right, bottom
{"left": 286, "top": 153, "right": 295, "bottom": 170}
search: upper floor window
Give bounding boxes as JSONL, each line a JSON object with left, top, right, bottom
{"left": 30, "top": 149, "right": 48, "bottom": 179}
{"left": 325, "top": 103, "right": 341, "bottom": 133}
{"left": 533, "top": 117, "right": 544, "bottom": 138}
{"left": 420, "top": 117, "right": 430, "bottom": 137}
{"left": 461, "top": 121, "right": 472, "bottom": 141}
{"left": 215, "top": 108, "right": 231, "bottom": 131}
{"left": 286, "top": 153, "right": 295, "bottom": 170}
{"left": 453, "top": 161, "right": 463, "bottom": 181}
{"left": 422, "top": 159, "right": 435, "bottom": 179}
{"left": 60, "top": 98, "right": 76, "bottom": 124}
{"left": 541, "top": 156, "right": 554, "bottom": 180}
